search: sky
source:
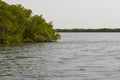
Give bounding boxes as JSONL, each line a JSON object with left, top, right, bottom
{"left": 3, "top": 0, "right": 120, "bottom": 29}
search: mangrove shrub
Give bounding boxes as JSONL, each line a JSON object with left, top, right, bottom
{"left": 0, "top": 0, "right": 60, "bottom": 44}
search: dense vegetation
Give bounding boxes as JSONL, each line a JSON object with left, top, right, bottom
{"left": 56, "top": 28, "right": 120, "bottom": 32}
{"left": 0, "top": 0, "right": 60, "bottom": 44}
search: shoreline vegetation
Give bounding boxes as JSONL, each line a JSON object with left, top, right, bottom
{"left": 56, "top": 28, "right": 120, "bottom": 32}
{"left": 0, "top": 0, "right": 61, "bottom": 44}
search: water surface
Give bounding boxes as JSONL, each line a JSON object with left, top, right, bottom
{"left": 1, "top": 33, "right": 120, "bottom": 80}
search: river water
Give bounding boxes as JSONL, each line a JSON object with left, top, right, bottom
{"left": 1, "top": 33, "right": 120, "bottom": 80}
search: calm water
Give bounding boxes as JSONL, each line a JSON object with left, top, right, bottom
{"left": 1, "top": 33, "right": 120, "bottom": 80}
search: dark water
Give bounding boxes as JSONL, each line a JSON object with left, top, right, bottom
{"left": 1, "top": 33, "right": 120, "bottom": 80}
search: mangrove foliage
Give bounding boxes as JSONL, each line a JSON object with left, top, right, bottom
{"left": 0, "top": 0, "right": 61, "bottom": 44}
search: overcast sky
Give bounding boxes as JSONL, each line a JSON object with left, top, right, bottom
{"left": 4, "top": 0, "right": 120, "bottom": 29}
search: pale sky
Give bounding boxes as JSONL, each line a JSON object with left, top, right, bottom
{"left": 3, "top": 0, "right": 120, "bottom": 29}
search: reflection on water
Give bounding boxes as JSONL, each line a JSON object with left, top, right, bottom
{"left": 1, "top": 33, "right": 120, "bottom": 80}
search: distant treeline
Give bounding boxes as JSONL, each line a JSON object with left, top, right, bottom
{"left": 0, "top": 0, "right": 60, "bottom": 44}
{"left": 56, "top": 28, "right": 120, "bottom": 32}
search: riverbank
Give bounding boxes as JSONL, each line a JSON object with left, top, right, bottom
{"left": 56, "top": 28, "right": 120, "bottom": 32}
